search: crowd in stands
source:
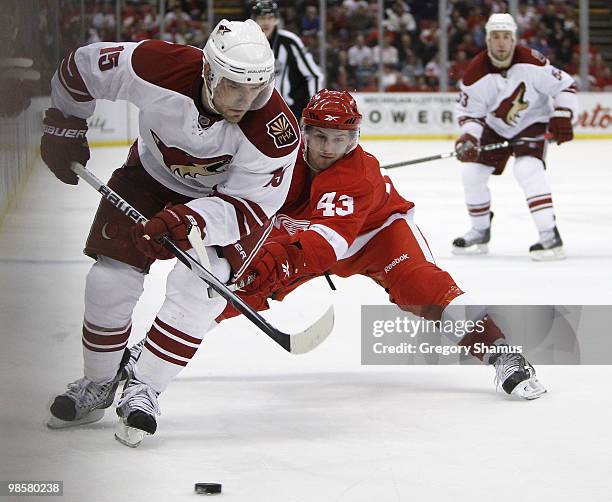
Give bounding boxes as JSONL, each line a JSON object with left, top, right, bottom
{"left": 51, "top": 0, "right": 612, "bottom": 93}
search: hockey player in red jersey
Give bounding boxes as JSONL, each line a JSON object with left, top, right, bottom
{"left": 452, "top": 13, "right": 577, "bottom": 260}
{"left": 121, "top": 90, "right": 547, "bottom": 446}
{"left": 41, "top": 20, "right": 300, "bottom": 445}
{"left": 232, "top": 90, "right": 545, "bottom": 402}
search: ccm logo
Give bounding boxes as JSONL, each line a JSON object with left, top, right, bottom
{"left": 43, "top": 125, "right": 87, "bottom": 139}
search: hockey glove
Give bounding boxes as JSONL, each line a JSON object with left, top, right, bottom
{"left": 548, "top": 108, "right": 573, "bottom": 144}
{"left": 455, "top": 133, "right": 480, "bottom": 162}
{"left": 131, "top": 204, "right": 206, "bottom": 260}
{"left": 242, "top": 239, "right": 306, "bottom": 297}
{"left": 40, "top": 108, "right": 90, "bottom": 185}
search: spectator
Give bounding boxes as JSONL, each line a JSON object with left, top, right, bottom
{"left": 385, "top": 1, "right": 416, "bottom": 33}
{"left": 594, "top": 66, "right": 612, "bottom": 90}
{"left": 449, "top": 50, "right": 469, "bottom": 86}
{"left": 401, "top": 50, "right": 424, "bottom": 84}
{"left": 386, "top": 72, "right": 413, "bottom": 92}
{"left": 348, "top": 33, "right": 373, "bottom": 67}
{"left": 92, "top": 3, "right": 116, "bottom": 34}
{"left": 342, "top": 0, "right": 368, "bottom": 15}
{"left": 373, "top": 35, "right": 399, "bottom": 67}
{"left": 301, "top": 6, "right": 320, "bottom": 37}
{"left": 381, "top": 64, "right": 399, "bottom": 88}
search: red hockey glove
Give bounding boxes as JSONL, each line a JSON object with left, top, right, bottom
{"left": 548, "top": 108, "right": 573, "bottom": 144}
{"left": 131, "top": 204, "right": 206, "bottom": 260}
{"left": 242, "top": 240, "right": 306, "bottom": 297}
{"left": 40, "top": 108, "right": 89, "bottom": 185}
{"left": 455, "top": 133, "right": 480, "bottom": 162}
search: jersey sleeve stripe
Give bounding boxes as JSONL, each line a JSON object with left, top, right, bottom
{"left": 231, "top": 221, "right": 274, "bottom": 280}
{"left": 213, "top": 193, "right": 248, "bottom": 236}
{"left": 309, "top": 224, "right": 349, "bottom": 260}
{"left": 58, "top": 50, "right": 94, "bottom": 102}
{"left": 213, "top": 192, "right": 267, "bottom": 236}
{"left": 458, "top": 116, "right": 485, "bottom": 127}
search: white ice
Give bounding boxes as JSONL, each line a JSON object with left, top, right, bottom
{"left": 1, "top": 140, "right": 611, "bottom": 502}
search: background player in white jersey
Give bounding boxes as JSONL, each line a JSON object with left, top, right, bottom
{"left": 452, "top": 13, "right": 577, "bottom": 261}
{"left": 41, "top": 20, "right": 300, "bottom": 443}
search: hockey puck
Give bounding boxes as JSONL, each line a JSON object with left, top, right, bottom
{"left": 194, "top": 483, "right": 222, "bottom": 495}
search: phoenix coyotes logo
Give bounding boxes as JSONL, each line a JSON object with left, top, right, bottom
{"left": 494, "top": 82, "right": 529, "bottom": 126}
{"left": 150, "top": 130, "right": 232, "bottom": 178}
{"left": 266, "top": 113, "right": 298, "bottom": 149}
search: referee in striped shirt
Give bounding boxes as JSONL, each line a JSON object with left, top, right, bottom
{"left": 251, "top": 1, "right": 324, "bottom": 119}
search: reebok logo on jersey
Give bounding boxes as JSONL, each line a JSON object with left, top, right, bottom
{"left": 281, "top": 260, "right": 291, "bottom": 278}
{"left": 384, "top": 253, "right": 409, "bottom": 274}
{"left": 266, "top": 113, "right": 298, "bottom": 149}
{"left": 43, "top": 125, "right": 87, "bottom": 139}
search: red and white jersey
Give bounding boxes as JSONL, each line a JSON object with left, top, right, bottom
{"left": 456, "top": 46, "right": 578, "bottom": 139}
{"left": 51, "top": 40, "right": 299, "bottom": 247}
{"left": 271, "top": 144, "right": 413, "bottom": 272}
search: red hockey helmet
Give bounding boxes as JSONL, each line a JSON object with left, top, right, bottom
{"left": 302, "top": 90, "right": 362, "bottom": 131}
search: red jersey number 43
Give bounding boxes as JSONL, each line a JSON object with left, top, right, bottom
{"left": 317, "top": 192, "right": 354, "bottom": 216}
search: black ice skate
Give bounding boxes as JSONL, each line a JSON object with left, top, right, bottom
{"left": 492, "top": 352, "right": 547, "bottom": 400}
{"left": 115, "top": 377, "right": 160, "bottom": 448}
{"left": 47, "top": 349, "right": 130, "bottom": 429}
{"left": 529, "top": 226, "right": 565, "bottom": 261}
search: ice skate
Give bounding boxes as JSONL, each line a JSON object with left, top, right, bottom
{"left": 47, "top": 349, "right": 130, "bottom": 429}
{"left": 120, "top": 338, "right": 145, "bottom": 381}
{"left": 452, "top": 212, "right": 493, "bottom": 255}
{"left": 115, "top": 377, "right": 160, "bottom": 448}
{"left": 452, "top": 226, "right": 491, "bottom": 255}
{"left": 529, "top": 226, "right": 565, "bottom": 261}
{"left": 492, "top": 352, "right": 547, "bottom": 400}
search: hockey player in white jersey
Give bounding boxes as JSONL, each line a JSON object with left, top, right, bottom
{"left": 41, "top": 20, "right": 300, "bottom": 445}
{"left": 452, "top": 13, "right": 577, "bottom": 260}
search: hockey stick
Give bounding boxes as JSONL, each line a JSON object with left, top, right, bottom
{"left": 71, "top": 163, "right": 334, "bottom": 355}
{"left": 381, "top": 133, "right": 553, "bottom": 170}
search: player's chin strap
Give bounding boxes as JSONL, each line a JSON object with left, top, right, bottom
{"left": 380, "top": 133, "right": 553, "bottom": 170}
{"left": 71, "top": 162, "right": 334, "bottom": 355}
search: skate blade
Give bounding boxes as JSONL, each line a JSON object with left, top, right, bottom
{"left": 114, "top": 418, "right": 149, "bottom": 448}
{"left": 510, "top": 376, "right": 547, "bottom": 400}
{"left": 47, "top": 409, "right": 105, "bottom": 429}
{"left": 530, "top": 247, "right": 565, "bottom": 261}
{"left": 452, "top": 243, "right": 489, "bottom": 255}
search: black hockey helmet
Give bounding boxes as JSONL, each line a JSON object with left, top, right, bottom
{"left": 251, "top": 0, "right": 279, "bottom": 18}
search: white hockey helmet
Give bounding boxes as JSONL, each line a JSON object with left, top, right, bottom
{"left": 485, "top": 13, "right": 517, "bottom": 40}
{"left": 202, "top": 19, "right": 275, "bottom": 111}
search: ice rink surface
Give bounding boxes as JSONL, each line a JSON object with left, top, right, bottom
{"left": 1, "top": 140, "right": 611, "bottom": 501}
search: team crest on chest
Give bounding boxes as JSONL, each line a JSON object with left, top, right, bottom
{"left": 494, "top": 82, "right": 529, "bottom": 126}
{"left": 266, "top": 113, "right": 298, "bottom": 149}
{"left": 150, "top": 130, "right": 232, "bottom": 178}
